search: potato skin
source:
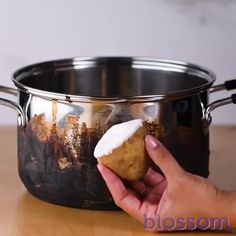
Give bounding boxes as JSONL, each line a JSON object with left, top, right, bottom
{"left": 100, "top": 126, "right": 149, "bottom": 181}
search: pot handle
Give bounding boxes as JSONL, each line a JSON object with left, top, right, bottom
{"left": 204, "top": 93, "right": 236, "bottom": 123}
{"left": 210, "top": 79, "right": 236, "bottom": 93}
{"left": 0, "top": 86, "right": 26, "bottom": 126}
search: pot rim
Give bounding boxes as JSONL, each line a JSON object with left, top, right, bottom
{"left": 12, "top": 57, "right": 216, "bottom": 102}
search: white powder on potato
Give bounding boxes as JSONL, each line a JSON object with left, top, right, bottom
{"left": 94, "top": 119, "right": 144, "bottom": 158}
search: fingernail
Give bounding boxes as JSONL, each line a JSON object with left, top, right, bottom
{"left": 145, "top": 135, "right": 159, "bottom": 149}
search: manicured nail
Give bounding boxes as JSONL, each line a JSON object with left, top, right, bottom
{"left": 145, "top": 135, "right": 159, "bottom": 149}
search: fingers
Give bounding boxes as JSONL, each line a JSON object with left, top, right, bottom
{"left": 97, "top": 163, "right": 143, "bottom": 222}
{"left": 145, "top": 135, "right": 185, "bottom": 181}
{"left": 128, "top": 180, "right": 148, "bottom": 197}
{"left": 127, "top": 168, "right": 167, "bottom": 199}
{"left": 142, "top": 168, "right": 165, "bottom": 187}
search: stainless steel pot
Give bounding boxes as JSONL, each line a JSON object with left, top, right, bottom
{"left": 0, "top": 57, "right": 235, "bottom": 210}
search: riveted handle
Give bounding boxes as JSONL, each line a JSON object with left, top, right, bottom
{"left": 0, "top": 86, "right": 26, "bottom": 126}
{"left": 210, "top": 79, "right": 236, "bottom": 93}
{"left": 204, "top": 93, "right": 236, "bottom": 124}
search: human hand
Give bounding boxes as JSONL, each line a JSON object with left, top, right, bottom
{"left": 97, "top": 135, "right": 231, "bottom": 231}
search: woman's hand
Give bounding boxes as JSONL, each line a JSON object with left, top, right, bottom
{"left": 97, "top": 135, "right": 233, "bottom": 231}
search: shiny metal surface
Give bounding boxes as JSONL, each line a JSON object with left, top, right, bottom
{"left": 0, "top": 85, "right": 18, "bottom": 96}
{"left": 205, "top": 95, "right": 235, "bottom": 123}
{"left": 13, "top": 57, "right": 216, "bottom": 102}
{"left": 0, "top": 86, "right": 26, "bottom": 126}
{"left": 209, "top": 84, "right": 226, "bottom": 93}
{"left": 16, "top": 90, "right": 210, "bottom": 209}
{"left": 210, "top": 79, "right": 236, "bottom": 93}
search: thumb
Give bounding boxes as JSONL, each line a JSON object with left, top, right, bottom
{"left": 145, "top": 135, "right": 185, "bottom": 181}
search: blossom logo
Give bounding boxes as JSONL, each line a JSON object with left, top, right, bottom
{"left": 144, "top": 214, "right": 230, "bottom": 231}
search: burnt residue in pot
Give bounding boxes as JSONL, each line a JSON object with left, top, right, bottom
{"left": 17, "top": 98, "right": 210, "bottom": 209}
{"left": 18, "top": 101, "right": 116, "bottom": 209}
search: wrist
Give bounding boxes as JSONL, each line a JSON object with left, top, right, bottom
{"left": 220, "top": 191, "right": 236, "bottom": 229}
{"left": 207, "top": 189, "right": 236, "bottom": 230}
{"left": 199, "top": 188, "right": 235, "bottom": 231}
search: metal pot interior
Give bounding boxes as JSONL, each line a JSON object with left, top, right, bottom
{"left": 13, "top": 57, "right": 215, "bottom": 99}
